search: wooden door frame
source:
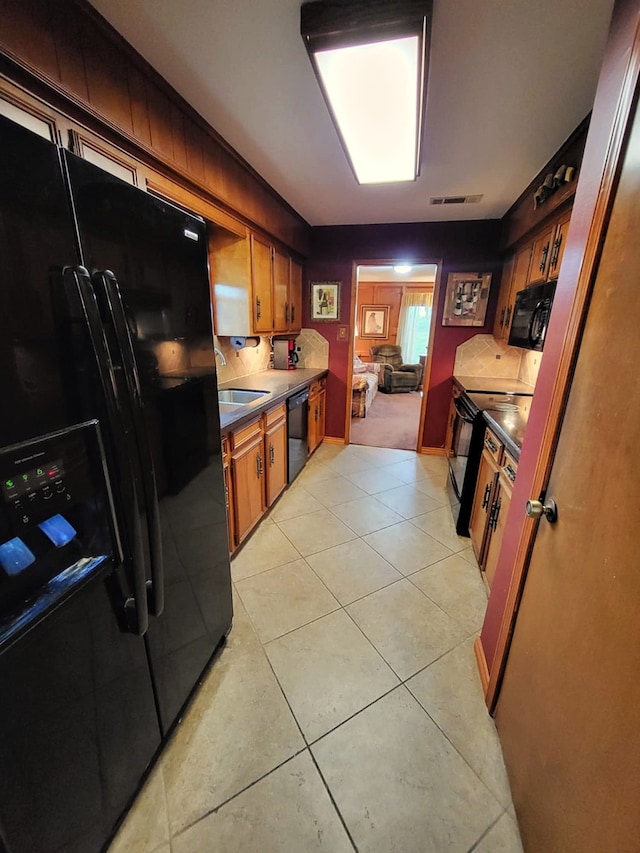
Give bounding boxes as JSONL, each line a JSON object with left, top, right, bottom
{"left": 485, "top": 13, "right": 640, "bottom": 711}
{"left": 343, "top": 258, "right": 443, "bottom": 452}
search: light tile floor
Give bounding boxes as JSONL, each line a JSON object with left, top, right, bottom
{"left": 109, "top": 444, "right": 523, "bottom": 853}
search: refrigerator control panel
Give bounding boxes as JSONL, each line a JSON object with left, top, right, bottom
{"left": 0, "top": 420, "right": 121, "bottom": 651}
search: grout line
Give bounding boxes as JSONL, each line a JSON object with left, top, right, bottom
{"left": 307, "top": 748, "right": 359, "bottom": 852}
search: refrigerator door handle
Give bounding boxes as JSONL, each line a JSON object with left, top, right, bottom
{"left": 92, "top": 270, "right": 165, "bottom": 618}
{"left": 56, "top": 265, "right": 150, "bottom": 636}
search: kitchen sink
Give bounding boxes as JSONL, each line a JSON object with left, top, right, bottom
{"left": 218, "top": 388, "right": 269, "bottom": 405}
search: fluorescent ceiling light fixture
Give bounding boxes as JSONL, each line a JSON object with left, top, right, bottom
{"left": 394, "top": 264, "right": 413, "bottom": 274}
{"left": 301, "top": 0, "right": 431, "bottom": 186}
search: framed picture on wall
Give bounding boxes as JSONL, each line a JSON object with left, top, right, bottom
{"left": 442, "top": 272, "right": 492, "bottom": 326}
{"left": 311, "top": 281, "right": 340, "bottom": 321}
{"left": 360, "top": 305, "right": 390, "bottom": 339}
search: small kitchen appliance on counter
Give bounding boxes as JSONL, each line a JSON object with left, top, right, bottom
{"left": 273, "top": 339, "right": 299, "bottom": 370}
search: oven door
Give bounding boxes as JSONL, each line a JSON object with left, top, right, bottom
{"left": 448, "top": 396, "right": 476, "bottom": 500}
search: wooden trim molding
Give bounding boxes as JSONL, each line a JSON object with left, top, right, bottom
{"left": 321, "top": 436, "right": 346, "bottom": 445}
{"left": 485, "top": 12, "right": 640, "bottom": 713}
{"left": 474, "top": 636, "right": 490, "bottom": 694}
{"left": 419, "top": 447, "right": 447, "bottom": 456}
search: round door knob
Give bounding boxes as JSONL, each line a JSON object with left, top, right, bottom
{"left": 526, "top": 498, "right": 558, "bottom": 523}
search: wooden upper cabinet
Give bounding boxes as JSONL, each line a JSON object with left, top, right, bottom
{"left": 527, "top": 223, "right": 555, "bottom": 286}
{"left": 289, "top": 259, "right": 303, "bottom": 335}
{"left": 547, "top": 208, "right": 571, "bottom": 280}
{"left": 272, "top": 248, "right": 290, "bottom": 333}
{"left": 495, "top": 244, "right": 532, "bottom": 341}
{"left": 527, "top": 207, "right": 573, "bottom": 286}
{"left": 251, "top": 234, "right": 274, "bottom": 334}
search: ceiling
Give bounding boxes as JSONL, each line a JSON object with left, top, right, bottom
{"left": 88, "top": 0, "right": 615, "bottom": 228}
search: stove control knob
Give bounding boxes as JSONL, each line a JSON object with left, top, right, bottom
{"left": 526, "top": 498, "right": 558, "bottom": 523}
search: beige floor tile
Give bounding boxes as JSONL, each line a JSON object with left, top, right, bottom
{"left": 411, "top": 505, "right": 470, "bottom": 553}
{"left": 171, "top": 751, "right": 352, "bottom": 853}
{"left": 235, "top": 559, "right": 339, "bottom": 642}
{"left": 265, "top": 610, "right": 399, "bottom": 741}
{"left": 162, "top": 649, "right": 304, "bottom": 835}
{"left": 306, "top": 538, "right": 401, "bottom": 605}
{"left": 385, "top": 454, "right": 436, "bottom": 483}
{"left": 406, "top": 638, "right": 513, "bottom": 807}
{"left": 231, "top": 523, "right": 301, "bottom": 581}
{"left": 410, "top": 554, "right": 488, "bottom": 635}
{"left": 267, "top": 484, "right": 324, "bottom": 522}
{"left": 324, "top": 450, "right": 373, "bottom": 475}
{"left": 312, "top": 687, "right": 502, "bottom": 853}
{"left": 303, "top": 474, "right": 369, "bottom": 507}
{"left": 357, "top": 446, "right": 417, "bottom": 466}
{"left": 374, "top": 483, "right": 444, "bottom": 518}
{"left": 346, "top": 580, "right": 466, "bottom": 680}
{"left": 329, "top": 494, "right": 404, "bottom": 536}
{"left": 293, "top": 460, "right": 338, "bottom": 487}
{"left": 221, "top": 587, "right": 261, "bottom": 659}
{"left": 276, "top": 508, "right": 357, "bottom": 556}
{"left": 108, "top": 767, "right": 169, "bottom": 853}
{"left": 460, "top": 546, "right": 479, "bottom": 567}
{"left": 473, "top": 812, "right": 524, "bottom": 852}
{"left": 343, "top": 466, "right": 406, "bottom": 494}
{"left": 364, "top": 520, "right": 453, "bottom": 575}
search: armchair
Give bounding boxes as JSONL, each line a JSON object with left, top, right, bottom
{"left": 369, "top": 345, "right": 423, "bottom": 393}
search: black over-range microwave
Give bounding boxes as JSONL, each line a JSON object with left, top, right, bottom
{"left": 508, "top": 280, "right": 557, "bottom": 351}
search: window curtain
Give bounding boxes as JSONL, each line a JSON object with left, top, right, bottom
{"left": 397, "top": 291, "right": 433, "bottom": 363}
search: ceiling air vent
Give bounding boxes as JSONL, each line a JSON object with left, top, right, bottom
{"left": 430, "top": 194, "right": 483, "bottom": 205}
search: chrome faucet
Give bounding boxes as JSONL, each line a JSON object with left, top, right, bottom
{"left": 214, "top": 346, "right": 227, "bottom": 366}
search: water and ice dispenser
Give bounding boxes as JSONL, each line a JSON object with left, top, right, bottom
{"left": 0, "top": 421, "right": 120, "bottom": 650}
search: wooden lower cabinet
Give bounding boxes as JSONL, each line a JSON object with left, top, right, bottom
{"left": 469, "top": 448, "right": 500, "bottom": 563}
{"left": 468, "top": 427, "right": 518, "bottom": 587}
{"left": 482, "top": 461, "right": 515, "bottom": 587}
{"left": 308, "top": 378, "right": 326, "bottom": 454}
{"left": 229, "top": 418, "right": 265, "bottom": 548}
{"left": 221, "top": 436, "right": 235, "bottom": 553}
{"left": 263, "top": 403, "right": 287, "bottom": 507}
{"left": 226, "top": 401, "right": 291, "bottom": 553}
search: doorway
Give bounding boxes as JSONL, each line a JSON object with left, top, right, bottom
{"left": 348, "top": 262, "right": 438, "bottom": 451}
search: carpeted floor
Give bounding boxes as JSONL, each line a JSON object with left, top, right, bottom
{"left": 350, "top": 390, "right": 422, "bottom": 450}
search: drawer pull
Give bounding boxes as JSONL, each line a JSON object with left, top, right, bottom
{"left": 503, "top": 463, "right": 517, "bottom": 483}
{"left": 485, "top": 436, "right": 498, "bottom": 453}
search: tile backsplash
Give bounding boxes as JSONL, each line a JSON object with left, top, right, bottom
{"left": 213, "top": 329, "right": 329, "bottom": 383}
{"left": 454, "top": 334, "right": 542, "bottom": 387}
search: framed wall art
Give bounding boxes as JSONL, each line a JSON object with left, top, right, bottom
{"left": 442, "top": 272, "right": 492, "bottom": 326}
{"left": 359, "top": 305, "right": 390, "bottom": 339}
{"left": 311, "top": 281, "right": 340, "bottom": 321}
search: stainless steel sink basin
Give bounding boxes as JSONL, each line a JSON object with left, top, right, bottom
{"left": 218, "top": 388, "right": 269, "bottom": 405}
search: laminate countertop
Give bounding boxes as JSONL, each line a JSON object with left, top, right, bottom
{"left": 453, "top": 375, "right": 535, "bottom": 396}
{"left": 216, "top": 368, "right": 328, "bottom": 432}
{"left": 454, "top": 376, "right": 535, "bottom": 459}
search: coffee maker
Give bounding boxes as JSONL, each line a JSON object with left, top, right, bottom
{"left": 273, "top": 339, "right": 299, "bottom": 370}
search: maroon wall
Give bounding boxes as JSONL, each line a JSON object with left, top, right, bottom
{"left": 304, "top": 220, "right": 503, "bottom": 444}
{"left": 480, "top": 0, "right": 634, "bottom": 673}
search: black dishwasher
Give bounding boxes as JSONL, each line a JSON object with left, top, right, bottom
{"left": 287, "top": 388, "right": 309, "bottom": 483}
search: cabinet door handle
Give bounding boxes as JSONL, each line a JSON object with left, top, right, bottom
{"left": 539, "top": 242, "right": 550, "bottom": 273}
{"left": 481, "top": 483, "right": 492, "bottom": 510}
{"left": 490, "top": 496, "right": 502, "bottom": 532}
{"left": 269, "top": 444, "right": 275, "bottom": 465}
{"left": 499, "top": 307, "right": 506, "bottom": 328}
{"left": 291, "top": 304, "right": 295, "bottom": 324}
{"left": 314, "top": 405, "right": 318, "bottom": 422}
{"left": 504, "top": 305, "right": 512, "bottom": 328}
{"left": 550, "top": 234, "right": 563, "bottom": 270}
{"left": 285, "top": 302, "right": 290, "bottom": 324}
{"left": 256, "top": 453, "right": 263, "bottom": 477}
{"left": 256, "top": 296, "right": 261, "bottom": 321}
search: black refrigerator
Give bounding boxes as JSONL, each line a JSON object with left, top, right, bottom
{"left": 0, "top": 114, "right": 233, "bottom": 853}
